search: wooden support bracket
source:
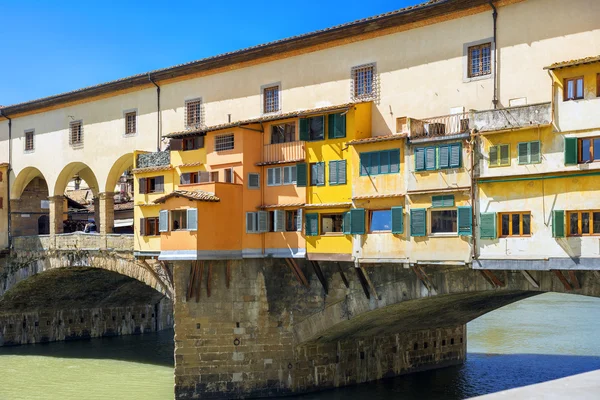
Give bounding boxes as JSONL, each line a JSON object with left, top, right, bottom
{"left": 553, "top": 270, "right": 572, "bottom": 291}
{"left": 186, "top": 261, "right": 197, "bottom": 301}
{"left": 568, "top": 270, "right": 581, "bottom": 290}
{"left": 482, "top": 269, "right": 505, "bottom": 288}
{"left": 411, "top": 265, "right": 437, "bottom": 293}
{"left": 310, "top": 260, "right": 329, "bottom": 295}
{"left": 594, "top": 271, "right": 600, "bottom": 281}
{"left": 196, "top": 261, "right": 204, "bottom": 302}
{"left": 226, "top": 260, "right": 231, "bottom": 289}
{"left": 520, "top": 270, "right": 540, "bottom": 289}
{"left": 354, "top": 267, "right": 371, "bottom": 300}
{"left": 336, "top": 262, "right": 350, "bottom": 288}
{"left": 285, "top": 258, "right": 309, "bottom": 288}
{"left": 207, "top": 262, "right": 213, "bottom": 297}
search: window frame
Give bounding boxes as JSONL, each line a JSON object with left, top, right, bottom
{"left": 309, "top": 162, "right": 325, "bottom": 187}
{"left": 498, "top": 212, "right": 532, "bottom": 237}
{"left": 430, "top": 208, "right": 458, "bottom": 236}
{"left": 320, "top": 213, "right": 345, "bottom": 235}
{"left": 215, "top": 133, "right": 235, "bottom": 152}
{"left": 467, "top": 42, "right": 492, "bottom": 78}
{"left": 124, "top": 110, "right": 137, "bottom": 136}
{"left": 69, "top": 120, "right": 83, "bottom": 147}
{"left": 185, "top": 98, "right": 203, "bottom": 128}
{"left": 248, "top": 173, "right": 260, "bottom": 189}
{"left": 171, "top": 210, "right": 188, "bottom": 231}
{"left": 577, "top": 136, "right": 600, "bottom": 164}
{"left": 517, "top": 141, "right": 541, "bottom": 165}
{"left": 285, "top": 210, "right": 299, "bottom": 232}
{"left": 351, "top": 63, "right": 376, "bottom": 101}
{"left": 488, "top": 144, "right": 510, "bottom": 167}
{"left": 359, "top": 149, "right": 400, "bottom": 176}
{"left": 566, "top": 210, "right": 600, "bottom": 237}
{"left": 563, "top": 77, "right": 584, "bottom": 101}
{"left": 270, "top": 122, "right": 296, "bottom": 144}
{"left": 283, "top": 165, "right": 297, "bottom": 185}
{"left": 369, "top": 209, "right": 392, "bottom": 233}
{"left": 24, "top": 129, "right": 34, "bottom": 152}
{"left": 144, "top": 217, "right": 160, "bottom": 237}
{"left": 262, "top": 83, "right": 281, "bottom": 115}
{"left": 267, "top": 167, "right": 282, "bottom": 187}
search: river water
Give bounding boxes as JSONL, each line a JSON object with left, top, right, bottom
{"left": 0, "top": 292, "right": 599, "bottom": 400}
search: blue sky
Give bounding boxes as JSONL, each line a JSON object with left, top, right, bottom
{"left": 0, "top": 0, "right": 422, "bottom": 106}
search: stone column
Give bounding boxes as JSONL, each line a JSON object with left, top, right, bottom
{"left": 48, "top": 195, "right": 64, "bottom": 235}
{"left": 98, "top": 192, "right": 114, "bottom": 235}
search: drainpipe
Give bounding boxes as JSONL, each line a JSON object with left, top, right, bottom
{"left": 469, "top": 128, "right": 478, "bottom": 262}
{"left": 490, "top": 1, "right": 498, "bottom": 109}
{"left": 547, "top": 70, "right": 556, "bottom": 126}
{"left": 148, "top": 74, "right": 161, "bottom": 151}
{"left": 0, "top": 109, "right": 12, "bottom": 249}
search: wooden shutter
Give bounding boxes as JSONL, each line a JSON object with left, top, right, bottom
{"left": 267, "top": 168, "right": 274, "bottom": 186}
{"left": 296, "top": 163, "right": 307, "bottom": 187}
{"left": 552, "top": 210, "right": 565, "bottom": 238}
{"left": 425, "top": 147, "right": 436, "bottom": 170}
{"left": 246, "top": 212, "right": 255, "bottom": 233}
{"left": 317, "top": 162, "right": 325, "bottom": 186}
{"left": 299, "top": 118, "right": 309, "bottom": 141}
{"left": 499, "top": 144, "right": 510, "bottom": 166}
{"left": 350, "top": 209, "right": 365, "bottom": 235}
{"left": 196, "top": 136, "right": 205, "bottom": 149}
{"left": 187, "top": 208, "right": 198, "bottom": 231}
{"left": 274, "top": 210, "right": 285, "bottom": 232}
{"left": 432, "top": 195, "right": 454, "bottom": 208}
{"left": 360, "top": 153, "right": 370, "bottom": 176}
{"left": 296, "top": 209, "right": 303, "bottom": 232}
{"left": 170, "top": 139, "right": 183, "bottom": 151}
{"left": 449, "top": 143, "right": 461, "bottom": 168}
{"left": 530, "top": 141, "right": 541, "bottom": 163}
{"left": 415, "top": 148, "right": 425, "bottom": 171}
{"left": 518, "top": 142, "right": 529, "bottom": 164}
{"left": 180, "top": 173, "right": 191, "bottom": 185}
{"left": 480, "top": 212, "right": 497, "bottom": 239}
{"left": 489, "top": 145, "right": 499, "bottom": 166}
{"left": 198, "top": 171, "right": 211, "bottom": 183}
{"left": 369, "top": 152, "right": 380, "bottom": 175}
{"left": 138, "top": 178, "right": 146, "bottom": 194}
{"left": 439, "top": 145, "right": 450, "bottom": 169}
{"left": 391, "top": 207, "right": 404, "bottom": 234}
{"left": 328, "top": 161, "right": 338, "bottom": 185}
{"left": 337, "top": 160, "right": 347, "bottom": 184}
{"left": 564, "top": 137, "right": 578, "bottom": 165}
{"left": 155, "top": 176, "right": 164, "bottom": 192}
{"left": 159, "top": 210, "right": 169, "bottom": 232}
{"left": 410, "top": 209, "right": 426, "bottom": 237}
{"left": 328, "top": 113, "right": 346, "bottom": 139}
{"left": 343, "top": 212, "right": 351, "bottom": 234}
{"left": 305, "top": 213, "right": 319, "bottom": 236}
{"left": 457, "top": 206, "right": 472, "bottom": 236}
{"left": 390, "top": 150, "right": 400, "bottom": 173}
{"left": 258, "top": 211, "right": 268, "bottom": 233}
{"left": 139, "top": 218, "right": 146, "bottom": 236}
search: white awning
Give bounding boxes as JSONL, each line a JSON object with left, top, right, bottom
{"left": 114, "top": 218, "right": 133, "bottom": 228}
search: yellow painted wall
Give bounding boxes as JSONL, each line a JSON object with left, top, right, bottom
{"left": 351, "top": 139, "right": 405, "bottom": 198}
{"left": 305, "top": 207, "right": 353, "bottom": 256}
{"left": 552, "top": 63, "right": 600, "bottom": 132}
{"left": 134, "top": 204, "right": 162, "bottom": 253}
{"left": 171, "top": 147, "right": 206, "bottom": 167}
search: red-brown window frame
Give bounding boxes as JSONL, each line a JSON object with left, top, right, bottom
{"left": 563, "top": 76, "right": 584, "bottom": 101}
{"left": 25, "top": 130, "right": 34, "bottom": 151}
{"left": 125, "top": 112, "right": 136, "bottom": 135}
{"left": 577, "top": 136, "right": 600, "bottom": 163}
{"left": 142, "top": 217, "right": 159, "bottom": 236}
{"left": 263, "top": 85, "right": 280, "bottom": 114}
{"left": 467, "top": 43, "right": 492, "bottom": 78}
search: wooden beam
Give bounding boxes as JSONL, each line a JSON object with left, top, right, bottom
{"left": 479, "top": 270, "right": 496, "bottom": 287}
{"left": 159, "top": 260, "right": 174, "bottom": 288}
{"left": 594, "top": 271, "right": 600, "bottom": 281}
{"left": 520, "top": 270, "right": 539, "bottom": 289}
{"left": 226, "top": 260, "right": 231, "bottom": 289}
{"left": 186, "top": 261, "right": 197, "bottom": 301}
{"left": 336, "top": 262, "right": 349, "bottom": 288}
{"left": 568, "top": 270, "right": 580, "bottom": 290}
{"left": 285, "top": 258, "right": 309, "bottom": 288}
{"left": 310, "top": 260, "right": 328, "bottom": 295}
{"left": 354, "top": 267, "right": 371, "bottom": 300}
{"left": 196, "top": 261, "right": 204, "bottom": 302}
{"left": 411, "top": 265, "right": 437, "bottom": 293}
{"left": 207, "top": 262, "right": 213, "bottom": 297}
{"left": 553, "top": 270, "right": 572, "bottom": 291}
{"left": 483, "top": 269, "right": 505, "bottom": 287}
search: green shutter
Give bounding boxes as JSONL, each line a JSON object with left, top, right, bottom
{"left": 480, "top": 212, "right": 497, "bottom": 239}
{"left": 337, "top": 160, "right": 347, "bottom": 184}
{"left": 328, "top": 161, "right": 338, "bottom": 185}
{"left": 439, "top": 145, "right": 450, "bottom": 169}
{"left": 552, "top": 210, "right": 565, "bottom": 238}
{"left": 457, "top": 206, "right": 472, "bottom": 236}
{"left": 449, "top": 143, "right": 461, "bottom": 168}
{"left": 296, "top": 163, "right": 307, "bottom": 187}
{"left": 530, "top": 141, "right": 541, "bottom": 163}
{"left": 489, "top": 145, "right": 498, "bottom": 167}
{"left": 415, "top": 148, "right": 425, "bottom": 171}
{"left": 390, "top": 150, "right": 400, "bottom": 173}
{"left": 425, "top": 147, "right": 436, "bottom": 170}
{"left": 299, "top": 118, "right": 309, "bottom": 141}
{"left": 343, "top": 212, "right": 351, "bottom": 234}
{"left": 518, "top": 142, "right": 529, "bottom": 164}
{"left": 328, "top": 113, "right": 346, "bottom": 139}
{"left": 564, "top": 137, "right": 578, "bottom": 165}
{"left": 410, "top": 209, "right": 426, "bottom": 237}
{"left": 499, "top": 144, "right": 510, "bottom": 166}
{"left": 305, "top": 213, "right": 319, "bottom": 236}
{"left": 350, "top": 209, "right": 365, "bottom": 234}
{"left": 391, "top": 206, "right": 404, "bottom": 234}
{"left": 432, "top": 195, "right": 454, "bottom": 208}
{"left": 360, "top": 153, "right": 370, "bottom": 176}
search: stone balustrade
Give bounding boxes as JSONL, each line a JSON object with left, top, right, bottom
{"left": 13, "top": 233, "right": 134, "bottom": 252}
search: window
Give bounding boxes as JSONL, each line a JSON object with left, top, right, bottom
{"left": 271, "top": 123, "right": 295, "bottom": 144}
{"left": 359, "top": 150, "right": 400, "bottom": 176}
{"left": 500, "top": 212, "right": 531, "bottom": 237}
{"left": 215, "top": 133, "right": 234, "bottom": 151}
{"left": 310, "top": 162, "right": 325, "bottom": 186}
{"left": 171, "top": 210, "right": 188, "bottom": 231}
{"left": 25, "top": 130, "right": 34, "bottom": 151}
{"left": 431, "top": 210, "right": 457, "bottom": 234}
{"left": 248, "top": 173, "right": 260, "bottom": 189}
{"left": 185, "top": 98, "right": 202, "bottom": 128}
{"left": 138, "top": 176, "right": 164, "bottom": 194}
{"left": 489, "top": 144, "right": 510, "bottom": 167}
{"left": 415, "top": 143, "right": 461, "bottom": 171}
{"left": 267, "top": 167, "right": 282, "bottom": 186}
{"left": 577, "top": 137, "right": 600, "bottom": 163}
{"left": 69, "top": 120, "right": 83, "bottom": 146}
{"left": 246, "top": 211, "right": 267, "bottom": 233}
{"left": 224, "top": 168, "right": 234, "bottom": 183}
{"left": 140, "top": 217, "right": 159, "bottom": 236}
{"left": 328, "top": 160, "right": 347, "bottom": 185}
{"left": 125, "top": 111, "right": 136, "bottom": 135}
{"left": 321, "top": 213, "right": 345, "bottom": 234}
{"left": 352, "top": 63, "right": 376, "bottom": 100}
{"left": 597, "top": 73, "right": 600, "bottom": 97}
{"left": 180, "top": 172, "right": 199, "bottom": 185}
{"left": 517, "top": 141, "right": 541, "bottom": 165}
{"left": 328, "top": 113, "right": 346, "bottom": 139}
{"left": 283, "top": 166, "right": 296, "bottom": 185}
{"left": 370, "top": 210, "right": 392, "bottom": 232}
{"left": 567, "top": 211, "right": 600, "bottom": 236}
{"left": 468, "top": 43, "right": 491, "bottom": 78}
{"left": 299, "top": 116, "right": 325, "bottom": 141}
{"left": 285, "top": 210, "right": 299, "bottom": 232}
{"left": 266, "top": 166, "right": 296, "bottom": 185}
{"left": 183, "top": 136, "right": 204, "bottom": 151}
{"left": 564, "top": 77, "right": 584, "bottom": 101}
{"left": 263, "top": 85, "right": 280, "bottom": 114}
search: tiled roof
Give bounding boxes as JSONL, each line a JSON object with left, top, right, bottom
{"left": 84, "top": 201, "right": 134, "bottom": 213}
{"left": 544, "top": 55, "right": 600, "bottom": 70}
{"left": 256, "top": 158, "right": 305, "bottom": 167}
{"left": 304, "top": 202, "right": 352, "bottom": 208}
{"left": 153, "top": 190, "right": 220, "bottom": 204}
{"left": 352, "top": 193, "right": 404, "bottom": 200}
{"left": 259, "top": 202, "right": 305, "bottom": 209}
{"left": 132, "top": 165, "right": 173, "bottom": 174}
{"left": 348, "top": 134, "right": 406, "bottom": 145}
{"left": 65, "top": 189, "right": 93, "bottom": 205}
{"left": 165, "top": 103, "right": 357, "bottom": 138}
{"left": 179, "top": 162, "right": 203, "bottom": 168}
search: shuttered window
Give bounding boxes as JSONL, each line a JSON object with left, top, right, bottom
{"left": 138, "top": 176, "right": 164, "bottom": 194}
{"left": 139, "top": 217, "right": 159, "bottom": 236}
{"left": 517, "top": 141, "right": 541, "bottom": 165}
{"left": 552, "top": 210, "right": 565, "bottom": 238}
{"left": 499, "top": 212, "right": 531, "bottom": 237}
{"left": 480, "top": 212, "right": 496, "bottom": 239}
{"left": 267, "top": 167, "right": 282, "bottom": 186}
{"left": 273, "top": 210, "right": 285, "bottom": 232}
{"left": 349, "top": 209, "right": 365, "bottom": 235}
{"left": 246, "top": 212, "right": 258, "bottom": 233}
{"left": 359, "top": 149, "right": 400, "bottom": 176}
{"left": 187, "top": 208, "right": 198, "bottom": 231}
{"left": 370, "top": 210, "right": 391, "bottom": 232}
{"left": 328, "top": 113, "right": 346, "bottom": 139}
{"left": 283, "top": 166, "right": 297, "bottom": 185}
{"left": 159, "top": 210, "right": 169, "bottom": 232}
{"left": 248, "top": 173, "right": 260, "bottom": 189}
{"left": 410, "top": 209, "right": 427, "bottom": 237}
{"left": 457, "top": 206, "right": 473, "bottom": 236}
{"left": 432, "top": 195, "right": 455, "bottom": 208}
{"left": 564, "top": 137, "right": 578, "bottom": 165}
{"left": 310, "top": 162, "right": 325, "bottom": 186}
{"left": 415, "top": 143, "right": 462, "bottom": 171}
{"left": 391, "top": 207, "right": 404, "bottom": 234}
{"left": 296, "top": 163, "right": 307, "bottom": 187}
{"left": 489, "top": 144, "right": 510, "bottom": 167}
{"left": 305, "top": 213, "right": 319, "bottom": 236}
{"left": 328, "top": 160, "right": 347, "bottom": 185}
{"left": 437, "top": 143, "right": 461, "bottom": 169}
{"left": 425, "top": 147, "right": 436, "bottom": 170}
{"left": 296, "top": 209, "right": 303, "bottom": 232}
{"left": 299, "top": 116, "right": 325, "bottom": 141}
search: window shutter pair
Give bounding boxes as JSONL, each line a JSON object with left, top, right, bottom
{"left": 138, "top": 178, "right": 146, "bottom": 194}
{"left": 415, "top": 148, "right": 425, "bottom": 171}
{"left": 328, "top": 160, "right": 347, "bottom": 185}
{"left": 170, "top": 139, "right": 183, "bottom": 151}
{"left": 273, "top": 210, "right": 285, "bottom": 232}
{"left": 296, "top": 163, "right": 307, "bottom": 187}
{"left": 457, "top": 206, "right": 472, "bottom": 236}
{"left": 268, "top": 168, "right": 281, "bottom": 186}
{"left": 159, "top": 210, "right": 169, "bottom": 232}
{"left": 155, "top": 176, "right": 164, "bottom": 192}
{"left": 489, "top": 144, "right": 510, "bottom": 166}
{"left": 391, "top": 207, "right": 404, "bottom": 234}
{"left": 139, "top": 218, "right": 146, "bottom": 236}
{"left": 432, "top": 195, "right": 455, "bottom": 208}
{"left": 299, "top": 118, "right": 309, "bottom": 141}
{"left": 479, "top": 212, "right": 496, "bottom": 239}
{"left": 564, "top": 137, "right": 578, "bottom": 165}
{"left": 518, "top": 141, "right": 541, "bottom": 164}
{"left": 410, "top": 209, "right": 426, "bottom": 237}
{"left": 327, "top": 113, "right": 346, "bottom": 139}
{"left": 552, "top": 210, "right": 565, "bottom": 238}
{"left": 305, "top": 213, "right": 319, "bottom": 236}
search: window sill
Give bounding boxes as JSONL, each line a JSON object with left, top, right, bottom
{"left": 321, "top": 232, "right": 345, "bottom": 236}
{"left": 428, "top": 233, "right": 459, "bottom": 237}
{"left": 463, "top": 73, "right": 492, "bottom": 84}
{"left": 368, "top": 231, "right": 392, "bottom": 234}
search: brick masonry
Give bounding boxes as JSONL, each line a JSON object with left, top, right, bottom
{"left": 10, "top": 177, "right": 49, "bottom": 237}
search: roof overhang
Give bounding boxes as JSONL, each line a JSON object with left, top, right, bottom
{"left": 544, "top": 55, "right": 600, "bottom": 70}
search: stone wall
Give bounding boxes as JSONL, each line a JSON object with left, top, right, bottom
{"left": 137, "top": 151, "right": 170, "bottom": 169}
{"left": 0, "top": 297, "right": 173, "bottom": 347}
{"left": 10, "top": 177, "right": 49, "bottom": 237}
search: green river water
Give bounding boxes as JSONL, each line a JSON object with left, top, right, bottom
{"left": 0, "top": 292, "right": 599, "bottom": 400}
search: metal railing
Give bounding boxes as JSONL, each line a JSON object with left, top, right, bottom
{"left": 263, "top": 141, "right": 305, "bottom": 164}
{"left": 410, "top": 112, "right": 470, "bottom": 139}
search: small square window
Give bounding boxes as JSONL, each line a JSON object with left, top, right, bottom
{"left": 125, "top": 111, "right": 136, "bottom": 135}
{"left": 321, "top": 213, "right": 344, "bottom": 234}
{"left": 564, "top": 77, "right": 584, "bottom": 101}
{"left": 352, "top": 63, "right": 376, "bottom": 100}
{"left": 171, "top": 210, "right": 187, "bottom": 231}
{"left": 263, "top": 85, "right": 280, "bottom": 114}
{"left": 185, "top": 98, "right": 202, "bottom": 128}
{"left": 431, "top": 210, "right": 457, "bottom": 234}
{"left": 468, "top": 43, "right": 491, "bottom": 78}
{"left": 248, "top": 173, "right": 260, "bottom": 189}
{"left": 215, "top": 133, "right": 234, "bottom": 152}
{"left": 69, "top": 121, "right": 83, "bottom": 146}
{"left": 25, "top": 130, "right": 34, "bottom": 151}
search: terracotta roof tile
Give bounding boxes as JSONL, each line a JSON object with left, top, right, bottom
{"left": 153, "top": 190, "right": 220, "bottom": 204}
{"left": 352, "top": 193, "right": 404, "bottom": 200}
{"left": 132, "top": 165, "right": 173, "bottom": 174}
{"left": 304, "top": 202, "right": 352, "bottom": 208}
{"left": 348, "top": 134, "right": 406, "bottom": 145}
{"left": 179, "top": 162, "right": 203, "bottom": 168}
{"left": 544, "top": 55, "right": 600, "bottom": 70}
{"left": 259, "top": 203, "right": 305, "bottom": 209}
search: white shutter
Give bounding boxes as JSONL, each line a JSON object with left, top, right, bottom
{"left": 274, "top": 167, "right": 282, "bottom": 185}
{"left": 296, "top": 209, "right": 303, "bottom": 232}
{"left": 290, "top": 166, "right": 297, "bottom": 184}
{"left": 187, "top": 208, "right": 198, "bottom": 231}
{"left": 159, "top": 210, "right": 169, "bottom": 232}
{"left": 283, "top": 167, "right": 291, "bottom": 184}
{"left": 267, "top": 168, "right": 274, "bottom": 186}
{"left": 198, "top": 171, "right": 211, "bottom": 183}
{"left": 246, "top": 212, "right": 256, "bottom": 233}
{"left": 274, "top": 210, "right": 285, "bottom": 232}
{"left": 258, "top": 211, "right": 268, "bottom": 233}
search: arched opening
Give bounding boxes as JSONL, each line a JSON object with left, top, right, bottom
{"left": 103, "top": 153, "right": 135, "bottom": 234}
{"left": 54, "top": 162, "right": 100, "bottom": 234}
{"left": 10, "top": 168, "right": 50, "bottom": 237}
{"left": 37, "top": 215, "right": 49, "bottom": 235}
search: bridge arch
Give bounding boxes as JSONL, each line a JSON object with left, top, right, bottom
{"left": 53, "top": 161, "right": 100, "bottom": 197}
{"left": 11, "top": 166, "right": 47, "bottom": 200}
{"left": 104, "top": 153, "right": 134, "bottom": 194}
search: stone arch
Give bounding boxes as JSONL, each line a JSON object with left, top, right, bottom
{"left": 53, "top": 161, "right": 100, "bottom": 197}
{"left": 104, "top": 153, "right": 134, "bottom": 194}
{"left": 11, "top": 166, "right": 47, "bottom": 200}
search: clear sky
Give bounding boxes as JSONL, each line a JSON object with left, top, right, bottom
{"left": 0, "top": 0, "right": 422, "bottom": 106}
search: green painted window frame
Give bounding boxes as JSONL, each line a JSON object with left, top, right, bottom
{"left": 415, "top": 142, "right": 462, "bottom": 172}
{"left": 359, "top": 149, "right": 401, "bottom": 176}
{"left": 309, "top": 162, "right": 325, "bottom": 187}
{"left": 489, "top": 144, "right": 511, "bottom": 167}
{"left": 432, "top": 195, "right": 455, "bottom": 208}
{"left": 327, "top": 113, "right": 347, "bottom": 139}
{"left": 517, "top": 140, "right": 541, "bottom": 165}
{"left": 410, "top": 208, "right": 427, "bottom": 237}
